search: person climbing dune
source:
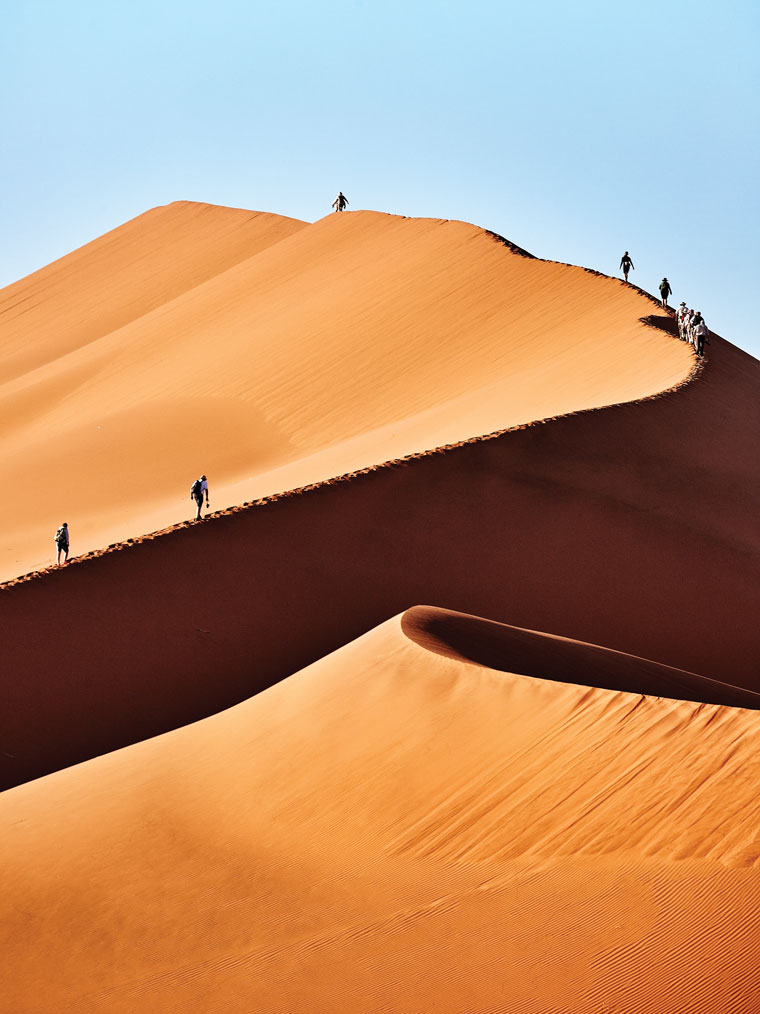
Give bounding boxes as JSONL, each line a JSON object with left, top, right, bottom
{"left": 659, "top": 277, "right": 672, "bottom": 308}
{"left": 54, "top": 522, "right": 69, "bottom": 566}
{"left": 676, "top": 302, "right": 688, "bottom": 339}
{"left": 620, "top": 251, "right": 634, "bottom": 282}
{"left": 190, "top": 474, "right": 209, "bottom": 521}
{"left": 332, "top": 191, "right": 349, "bottom": 213}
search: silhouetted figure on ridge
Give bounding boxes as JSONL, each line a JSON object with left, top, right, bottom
{"left": 332, "top": 192, "right": 349, "bottom": 213}
{"left": 659, "top": 277, "right": 672, "bottom": 308}
{"left": 55, "top": 522, "right": 69, "bottom": 566}
{"left": 620, "top": 251, "right": 634, "bottom": 283}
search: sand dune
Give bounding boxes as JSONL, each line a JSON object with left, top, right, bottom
{"left": 2, "top": 609, "right": 760, "bottom": 1012}
{"left": 1, "top": 204, "right": 759, "bottom": 1011}
{"left": 0, "top": 202, "right": 691, "bottom": 581}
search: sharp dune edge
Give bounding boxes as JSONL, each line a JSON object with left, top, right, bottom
{"left": 1, "top": 204, "right": 759, "bottom": 1011}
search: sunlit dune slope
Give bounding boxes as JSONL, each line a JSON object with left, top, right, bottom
{"left": 0, "top": 200, "right": 308, "bottom": 382}
{"left": 2, "top": 609, "right": 760, "bottom": 1013}
{"left": 0, "top": 203, "right": 692, "bottom": 580}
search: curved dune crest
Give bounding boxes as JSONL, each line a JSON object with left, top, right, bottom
{"left": 401, "top": 605, "right": 760, "bottom": 709}
{"left": 2, "top": 610, "right": 760, "bottom": 1012}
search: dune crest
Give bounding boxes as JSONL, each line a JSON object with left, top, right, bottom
{"left": 401, "top": 605, "right": 760, "bottom": 708}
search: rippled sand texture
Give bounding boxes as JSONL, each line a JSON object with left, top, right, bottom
{"left": 1, "top": 204, "right": 758, "bottom": 1012}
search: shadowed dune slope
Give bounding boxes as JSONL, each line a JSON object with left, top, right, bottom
{"left": 2, "top": 610, "right": 760, "bottom": 1013}
{"left": 0, "top": 205, "right": 691, "bottom": 580}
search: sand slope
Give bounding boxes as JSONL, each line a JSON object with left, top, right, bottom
{"left": 0, "top": 203, "right": 691, "bottom": 580}
{"left": 2, "top": 608, "right": 759, "bottom": 1013}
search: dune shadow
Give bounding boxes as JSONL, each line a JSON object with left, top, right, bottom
{"left": 401, "top": 606, "right": 760, "bottom": 710}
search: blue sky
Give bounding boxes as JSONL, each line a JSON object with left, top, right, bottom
{"left": 3, "top": 0, "right": 758, "bottom": 356}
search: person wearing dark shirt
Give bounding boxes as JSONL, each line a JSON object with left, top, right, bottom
{"left": 620, "top": 251, "right": 634, "bottom": 282}
{"left": 54, "top": 522, "right": 69, "bottom": 566}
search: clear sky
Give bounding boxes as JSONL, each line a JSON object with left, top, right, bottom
{"left": 2, "top": 0, "right": 758, "bottom": 356}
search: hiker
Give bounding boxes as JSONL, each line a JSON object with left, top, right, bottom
{"left": 659, "top": 277, "right": 672, "bottom": 308}
{"left": 676, "top": 302, "right": 688, "bottom": 339}
{"left": 694, "top": 319, "right": 710, "bottom": 358}
{"left": 190, "top": 474, "right": 209, "bottom": 520}
{"left": 55, "top": 522, "right": 69, "bottom": 566}
{"left": 690, "top": 311, "right": 704, "bottom": 349}
{"left": 332, "top": 191, "right": 349, "bottom": 213}
{"left": 684, "top": 308, "right": 695, "bottom": 344}
{"left": 620, "top": 251, "right": 634, "bottom": 282}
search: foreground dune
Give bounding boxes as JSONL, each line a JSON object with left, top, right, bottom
{"left": 2, "top": 608, "right": 760, "bottom": 1013}
{"left": 0, "top": 201, "right": 691, "bottom": 581}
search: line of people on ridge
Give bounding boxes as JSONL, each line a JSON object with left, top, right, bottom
{"left": 331, "top": 214, "right": 710, "bottom": 358}
{"left": 620, "top": 252, "right": 710, "bottom": 359}
{"left": 676, "top": 304, "right": 710, "bottom": 357}
{"left": 53, "top": 474, "right": 210, "bottom": 567}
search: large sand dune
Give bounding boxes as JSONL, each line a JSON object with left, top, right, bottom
{"left": 0, "top": 201, "right": 690, "bottom": 582}
{"left": 1, "top": 204, "right": 759, "bottom": 1011}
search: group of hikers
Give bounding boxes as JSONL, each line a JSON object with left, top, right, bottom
{"left": 53, "top": 474, "right": 210, "bottom": 567}
{"left": 621, "top": 252, "right": 710, "bottom": 358}
{"left": 676, "top": 304, "right": 710, "bottom": 356}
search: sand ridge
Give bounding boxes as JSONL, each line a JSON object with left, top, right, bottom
{"left": 401, "top": 605, "right": 760, "bottom": 709}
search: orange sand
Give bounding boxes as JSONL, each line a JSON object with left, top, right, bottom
{"left": 1, "top": 204, "right": 759, "bottom": 1012}
{"left": 2, "top": 610, "right": 760, "bottom": 1012}
{"left": 0, "top": 201, "right": 691, "bottom": 581}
